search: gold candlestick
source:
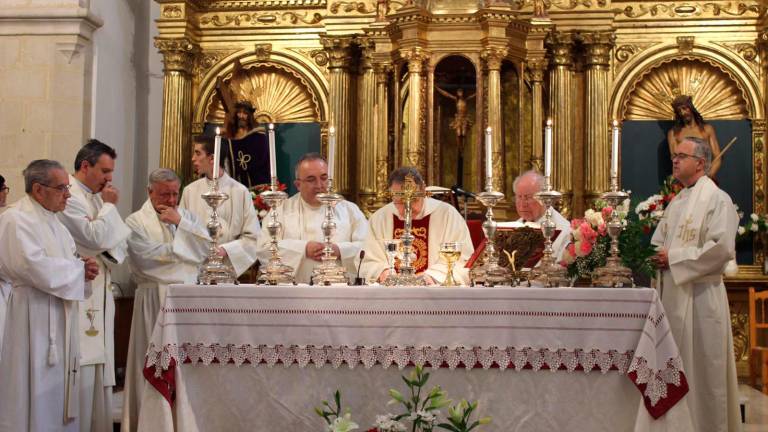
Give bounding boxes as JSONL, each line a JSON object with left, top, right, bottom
{"left": 384, "top": 174, "right": 427, "bottom": 286}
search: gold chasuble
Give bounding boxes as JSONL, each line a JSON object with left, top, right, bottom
{"left": 393, "top": 214, "right": 430, "bottom": 273}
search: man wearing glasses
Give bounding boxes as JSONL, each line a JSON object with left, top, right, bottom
{"left": 57, "top": 139, "right": 131, "bottom": 432}
{"left": 256, "top": 153, "right": 368, "bottom": 284}
{"left": 0, "top": 174, "right": 8, "bottom": 209}
{"left": 651, "top": 136, "right": 740, "bottom": 431}
{"left": 512, "top": 170, "right": 571, "bottom": 263}
{"left": 0, "top": 159, "right": 99, "bottom": 430}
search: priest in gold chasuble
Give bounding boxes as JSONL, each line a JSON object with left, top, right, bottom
{"left": 360, "top": 167, "right": 474, "bottom": 285}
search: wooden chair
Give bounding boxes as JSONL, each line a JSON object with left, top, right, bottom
{"left": 748, "top": 286, "right": 768, "bottom": 394}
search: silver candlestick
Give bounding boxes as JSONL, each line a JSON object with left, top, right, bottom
{"left": 384, "top": 174, "right": 427, "bottom": 286}
{"left": 311, "top": 179, "right": 349, "bottom": 285}
{"left": 257, "top": 176, "right": 295, "bottom": 285}
{"left": 592, "top": 175, "right": 634, "bottom": 287}
{"left": 470, "top": 177, "right": 512, "bottom": 286}
{"left": 198, "top": 178, "right": 237, "bottom": 285}
{"left": 529, "top": 176, "right": 569, "bottom": 287}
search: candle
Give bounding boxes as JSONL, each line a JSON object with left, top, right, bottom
{"left": 544, "top": 119, "right": 552, "bottom": 179}
{"left": 213, "top": 127, "right": 221, "bottom": 180}
{"left": 485, "top": 127, "right": 493, "bottom": 181}
{"left": 611, "top": 120, "right": 620, "bottom": 179}
{"left": 328, "top": 125, "right": 336, "bottom": 181}
{"left": 268, "top": 123, "right": 276, "bottom": 180}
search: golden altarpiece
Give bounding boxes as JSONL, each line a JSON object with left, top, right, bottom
{"left": 154, "top": 0, "right": 768, "bottom": 374}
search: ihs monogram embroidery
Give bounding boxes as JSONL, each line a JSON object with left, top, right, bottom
{"left": 677, "top": 216, "right": 698, "bottom": 243}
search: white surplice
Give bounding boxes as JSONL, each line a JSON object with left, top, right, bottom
{"left": 256, "top": 194, "right": 368, "bottom": 284}
{"left": 0, "top": 196, "right": 89, "bottom": 432}
{"left": 57, "top": 176, "right": 131, "bottom": 432}
{"left": 180, "top": 173, "right": 261, "bottom": 276}
{"left": 120, "top": 199, "right": 210, "bottom": 432}
{"left": 0, "top": 277, "right": 8, "bottom": 361}
{"left": 360, "top": 198, "right": 474, "bottom": 285}
{"left": 651, "top": 176, "right": 741, "bottom": 432}
{"left": 513, "top": 207, "right": 572, "bottom": 264}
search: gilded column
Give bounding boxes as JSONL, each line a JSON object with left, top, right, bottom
{"left": 401, "top": 47, "right": 429, "bottom": 173}
{"left": 155, "top": 37, "right": 197, "bottom": 182}
{"left": 546, "top": 32, "right": 575, "bottom": 216}
{"left": 373, "top": 63, "right": 392, "bottom": 210}
{"left": 527, "top": 58, "right": 548, "bottom": 173}
{"left": 321, "top": 36, "right": 356, "bottom": 196}
{"left": 357, "top": 39, "right": 377, "bottom": 212}
{"left": 582, "top": 31, "right": 615, "bottom": 202}
{"left": 482, "top": 47, "right": 508, "bottom": 192}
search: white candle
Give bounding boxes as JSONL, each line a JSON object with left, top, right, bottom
{"left": 328, "top": 125, "right": 336, "bottom": 181}
{"left": 268, "top": 123, "right": 277, "bottom": 180}
{"left": 611, "top": 120, "right": 620, "bottom": 179}
{"left": 544, "top": 119, "right": 552, "bottom": 179}
{"left": 485, "top": 127, "right": 493, "bottom": 181}
{"left": 213, "top": 127, "right": 221, "bottom": 180}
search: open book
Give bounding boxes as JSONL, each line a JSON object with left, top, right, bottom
{"left": 465, "top": 222, "right": 561, "bottom": 270}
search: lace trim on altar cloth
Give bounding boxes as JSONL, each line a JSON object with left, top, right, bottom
{"left": 144, "top": 344, "right": 684, "bottom": 408}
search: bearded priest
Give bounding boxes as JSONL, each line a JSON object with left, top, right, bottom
{"left": 359, "top": 167, "right": 474, "bottom": 285}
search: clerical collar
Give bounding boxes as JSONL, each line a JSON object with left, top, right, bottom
{"left": 684, "top": 176, "right": 703, "bottom": 189}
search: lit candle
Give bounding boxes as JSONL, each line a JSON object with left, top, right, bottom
{"left": 213, "top": 127, "right": 221, "bottom": 180}
{"left": 328, "top": 125, "right": 336, "bottom": 181}
{"left": 268, "top": 123, "right": 276, "bottom": 180}
{"left": 611, "top": 120, "right": 620, "bottom": 179}
{"left": 544, "top": 119, "right": 552, "bottom": 179}
{"left": 485, "top": 126, "right": 493, "bottom": 181}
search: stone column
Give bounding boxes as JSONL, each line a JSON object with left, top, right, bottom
{"left": 527, "top": 58, "right": 548, "bottom": 173}
{"left": 582, "top": 31, "right": 615, "bottom": 202}
{"left": 155, "top": 37, "right": 197, "bottom": 182}
{"left": 546, "top": 32, "right": 575, "bottom": 216}
{"left": 401, "top": 47, "right": 429, "bottom": 173}
{"left": 321, "top": 36, "right": 356, "bottom": 196}
{"left": 357, "top": 39, "right": 377, "bottom": 212}
{"left": 482, "top": 47, "right": 507, "bottom": 192}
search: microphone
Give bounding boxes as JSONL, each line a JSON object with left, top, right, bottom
{"left": 451, "top": 186, "right": 476, "bottom": 199}
{"left": 353, "top": 250, "right": 366, "bottom": 285}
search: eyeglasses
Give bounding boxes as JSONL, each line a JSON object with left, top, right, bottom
{"left": 39, "top": 183, "right": 72, "bottom": 192}
{"left": 296, "top": 175, "right": 328, "bottom": 185}
{"left": 671, "top": 152, "right": 703, "bottom": 161}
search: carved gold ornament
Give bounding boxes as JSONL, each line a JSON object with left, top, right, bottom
{"left": 205, "top": 63, "right": 321, "bottom": 124}
{"left": 623, "top": 58, "right": 748, "bottom": 120}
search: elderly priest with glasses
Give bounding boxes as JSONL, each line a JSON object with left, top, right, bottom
{"left": 0, "top": 159, "right": 100, "bottom": 431}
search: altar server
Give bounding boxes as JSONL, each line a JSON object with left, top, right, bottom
{"left": 360, "top": 167, "right": 474, "bottom": 285}
{"left": 0, "top": 159, "right": 99, "bottom": 431}
{"left": 256, "top": 153, "right": 368, "bottom": 283}
{"left": 121, "top": 168, "right": 210, "bottom": 431}
{"left": 180, "top": 134, "right": 261, "bottom": 276}
{"left": 58, "top": 140, "right": 131, "bottom": 432}
{"left": 651, "top": 136, "right": 741, "bottom": 432}
{"left": 513, "top": 170, "right": 571, "bottom": 262}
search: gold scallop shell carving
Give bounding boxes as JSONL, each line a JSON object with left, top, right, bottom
{"left": 623, "top": 58, "right": 748, "bottom": 120}
{"left": 205, "top": 63, "right": 320, "bottom": 124}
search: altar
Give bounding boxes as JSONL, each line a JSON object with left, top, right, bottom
{"left": 136, "top": 284, "right": 694, "bottom": 431}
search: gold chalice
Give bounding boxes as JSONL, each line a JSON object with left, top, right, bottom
{"left": 439, "top": 242, "right": 462, "bottom": 286}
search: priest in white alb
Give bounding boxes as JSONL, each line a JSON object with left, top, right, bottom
{"left": 651, "top": 136, "right": 741, "bottom": 432}
{"left": 256, "top": 153, "right": 368, "bottom": 284}
{"left": 180, "top": 134, "right": 261, "bottom": 276}
{"left": 0, "top": 159, "right": 99, "bottom": 431}
{"left": 57, "top": 140, "right": 131, "bottom": 432}
{"left": 512, "top": 170, "right": 571, "bottom": 263}
{"left": 360, "top": 167, "right": 474, "bottom": 285}
{"left": 120, "top": 168, "right": 210, "bottom": 432}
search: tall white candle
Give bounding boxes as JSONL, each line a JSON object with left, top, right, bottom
{"left": 268, "top": 123, "right": 277, "bottom": 180}
{"left": 213, "top": 127, "right": 221, "bottom": 180}
{"left": 611, "top": 120, "right": 620, "bottom": 179}
{"left": 544, "top": 119, "right": 553, "bottom": 179}
{"left": 485, "top": 127, "right": 493, "bottom": 181}
{"left": 328, "top": 125, "right": 336, "bottom": 181}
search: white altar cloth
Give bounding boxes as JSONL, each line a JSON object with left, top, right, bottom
{"left": 138, "top": 285, "right": 693, "bottom": 432}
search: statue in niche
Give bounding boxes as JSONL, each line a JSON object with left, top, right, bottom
{"left": 435, "top": 85, "right": 475, "bottom": 187}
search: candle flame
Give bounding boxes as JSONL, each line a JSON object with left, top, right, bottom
{"left": 546, "top": 119, "right": 552, "bottom": 127}
{"left": 612, "top": 119, "right": 619, "bottom": 127}
{"left": 329, "top": 125, "right": 336, "bottom": 135}
{"left": 215, "top": 127, "right": 220, "bottom": 135}
{"left": 486, "top": 126, "right": 492, "bottom": 134}
{"left": 268, "top": 123, "right": 274, "bottom": 131}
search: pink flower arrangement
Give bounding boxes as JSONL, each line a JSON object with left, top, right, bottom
{"left": 561, "top": 218, "right": 604, "bottom": 265}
